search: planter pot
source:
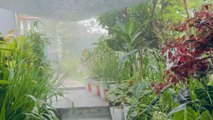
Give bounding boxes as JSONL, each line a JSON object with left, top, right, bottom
{"left": 96, "top": 84, "right": 101, "bottom": 96}
{"left": 110, "top": 107, "right": 124, "bottom": 120}
{"left": 91, "top": 80, "right": 100, "bottom": 95}
{"left": 85, "top": 79, "right": 92, "bottom": 92}
{"left": 100, "top": 84, "right": 108, "bottom": 99}
{"left": 123, "top": 105, "right": 130, "bottom": 120}
{"left": 87, "top": 83, "right": 92, "bottom": 92}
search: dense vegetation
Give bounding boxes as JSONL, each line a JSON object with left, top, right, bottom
{"left": 0, "top": 28, "right": 60, "bottom": 120}
{"left": 0, "top": 0, "right": 212, "bottom": 120}
{"left": 83, "top": 0, "right": 213, "bottom": 120}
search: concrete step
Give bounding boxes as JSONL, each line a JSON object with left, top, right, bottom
{"left": 52, "top": 88, "right": 111, "bottom": 120}
{"left": 57, "top": 106, "right": 111, "bottom": 120}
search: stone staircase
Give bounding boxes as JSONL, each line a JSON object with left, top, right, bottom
{"left": 52, "top": 87, "right": 111, "bottom": 120}
{"left": 57, "top": 106, "right": 111, "bottom": 120}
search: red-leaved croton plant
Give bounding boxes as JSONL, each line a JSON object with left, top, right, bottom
{"left": 152, "top": 4, "right": 213, "bottom": 94}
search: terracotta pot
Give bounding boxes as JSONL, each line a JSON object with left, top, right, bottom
{"left": 85, "top": 79, "right": 92, "bottom": 92}
{"left": 96, "top": 84, "right": 101, "bottom": 96}
{"left": 110, "top": 107, "right": 124, "bottom": 120}
{"left": 87, "top": 83, "right": 92, "bottom": 92}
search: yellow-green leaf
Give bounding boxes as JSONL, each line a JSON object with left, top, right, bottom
{"left": 0, "top": 80, "right": 10, "bottom": 85}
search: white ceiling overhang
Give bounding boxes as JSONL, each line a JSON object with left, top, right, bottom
{"left": 0, "top": 0, "right": 147, "bottom": 21}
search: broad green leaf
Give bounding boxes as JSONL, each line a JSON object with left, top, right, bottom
{"left": 200, "top": 110, "right": 213, "bottom": 120}
{"left": 168, "top": 103, "right": 186, "bottom": 116}
{"left": 195, "top": 86, "right": 213, "bottom": 110}
{"left": 173, "top": 107, "right": 197, "bottom": 120}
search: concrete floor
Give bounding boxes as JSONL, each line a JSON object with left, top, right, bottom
{"left": 52, "top": 89, "right": 108, "bottom": 109}
{"left": 51, "top": 79, "right": 111, "bottom": 120}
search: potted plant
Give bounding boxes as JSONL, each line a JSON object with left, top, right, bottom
{"left": 107, "top": 84, "right": 124, "bottom": 120}
{"left": 122, "top": 81, "right": 133, "bottom": 120}
{"left": 110, "top": 106, "right": 124, "bottom": 120}
{"left": 85, "top": 78, "right": 92, "bottom": 92}
{"left": 107, "top": 81, "right": 134, "bottom": 120}
{"left": 123, "top": 102, "right": 131, "bottom": 120}
{"left": 96, "top": 81, "right": 101, "bottom": 96}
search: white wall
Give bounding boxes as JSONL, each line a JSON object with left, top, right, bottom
{"left": 0, "top": 8, "right": 16, "bottom": 34}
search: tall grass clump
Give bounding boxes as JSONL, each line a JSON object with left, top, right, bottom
{"left": 0, "top": 29, "right": 60, "bottom": 120}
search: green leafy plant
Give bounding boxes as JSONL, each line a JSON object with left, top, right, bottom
{"left": 105, "top": 20, "right": 143, "bottom": 78}
{"left": 82, "top": 38, "right": 124, "bottom": 82}
{"left": 0, "top": 29, "right": 60, "bottom": 120}
{"left": 107, "top": 81, "right": 134, "bottom": 107}
{"left": 195, "top": 85, "right": 213, "bottom": 112}
{"left": 99, "top": 1, "right": 213, "bottom": 120}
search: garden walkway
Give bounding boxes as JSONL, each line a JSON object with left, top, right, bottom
{"left": 52, "top": 79, "right": 111, "bottom": 120}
